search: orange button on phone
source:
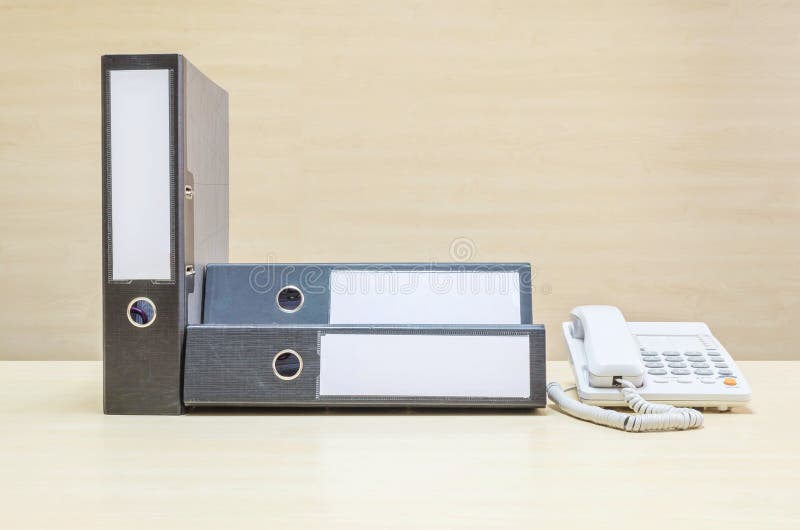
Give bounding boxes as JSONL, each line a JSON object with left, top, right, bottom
{"left": 723, "top": 377, "right": 737, "bottom": 386}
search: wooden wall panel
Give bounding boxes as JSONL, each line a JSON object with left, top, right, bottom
{"left": 1, "top": 1, "right": 798, "bottom": 359}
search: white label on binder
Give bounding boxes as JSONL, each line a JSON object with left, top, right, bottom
{"left": 329, "top": 271, "right": 522, "bottom": 324}
{"left": 319, "top": 334, "right": 530, "bottom": 398}
{"left": 110, "top": 69, "right": 172, "bottom": 281}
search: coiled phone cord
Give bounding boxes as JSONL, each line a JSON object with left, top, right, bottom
{"left": 546, "top": 380, "right": 704, "bottom": 432}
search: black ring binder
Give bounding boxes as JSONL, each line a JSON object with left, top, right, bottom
{"left": 102, "top": 54, "right": 229, "bottom": 415}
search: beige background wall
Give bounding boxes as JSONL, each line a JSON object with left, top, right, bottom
{"left": 1, "top": 1, "right": 798, "bottom": 360}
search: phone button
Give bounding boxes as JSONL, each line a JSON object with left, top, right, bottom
{"left": 700, "top": 377, "right": 716, "bottom": 384}
{"left": 694, "top": 369, "right": 713, "bottom": 375}
{"left": 645, "top": 362, "right": 664, "bottom": 368}
{"left": 677, "top": 377, "right": 693, "bottom": 384}
{"left": 648, "top": 369, "right": 667, "bottom": 375}
{"left": 654, "top": 377, "right": 669, "bottom": 383}
{"left": 670, "top": 369, "right": 690, "bottom": 375}
{"left": 668, "top": 362, "right": 687, "bottom": 368}
{"left": 723, "top": 377, "right": 738, "bottom": 386}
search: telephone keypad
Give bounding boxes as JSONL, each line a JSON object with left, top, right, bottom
{"left": 634, "top": 334, "right": 742, "bottom": 388}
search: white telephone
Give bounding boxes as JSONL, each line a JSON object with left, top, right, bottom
{"left": 547, "top": 305, "right": 750, "bottom": 432}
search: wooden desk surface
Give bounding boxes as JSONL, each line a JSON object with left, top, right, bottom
{"left": 1, "top": 361, "right": 797, "bottom": 529}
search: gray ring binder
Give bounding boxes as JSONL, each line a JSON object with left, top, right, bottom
{"left": 184, "top": 325, "right": 546, "bottom": 408}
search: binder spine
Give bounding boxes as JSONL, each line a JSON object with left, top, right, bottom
{"left": 102, "top": 54, "right": 186, "bottom": 414}
{"left": 202, "top": 263, "right": 534, "bottom": 325}
{"left": 183, "top": 325, "right": 546, "bottom": 408}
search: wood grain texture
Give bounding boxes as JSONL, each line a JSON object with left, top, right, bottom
{"left": 1, "top": 1, "right": 799, "bottom": 360}
{"left": 0, "top": 361, "right": 797, "bottom": 529}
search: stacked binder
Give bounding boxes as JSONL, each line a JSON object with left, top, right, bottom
{"left": 102, "top": 55, "right": 545, "bottom": 415}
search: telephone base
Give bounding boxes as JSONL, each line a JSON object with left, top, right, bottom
{"left": 574, "top": 396, "right": 736, "bottom": 412}
{"left": 563, "top": 321, "right": 751, "bottom": 410}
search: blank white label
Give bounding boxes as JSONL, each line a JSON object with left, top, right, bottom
{"left": 319, "top": 334, "right": 530, "bottom": 398}
{"left": 329, "top": 271, "right": 522, "bottom": 324}
{"left": 110, "top": 69, "right": 172, "bottom": 281}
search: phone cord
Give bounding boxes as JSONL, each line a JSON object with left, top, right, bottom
{"left": 546, "top": 380, "right": 704, "bottom": 432}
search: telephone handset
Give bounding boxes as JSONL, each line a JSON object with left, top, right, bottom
{"left": 547, "top": 305, "right": 751, "bottom": 432}
{"left": 569, "top": 305, "right": 643, "bottom": 388}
